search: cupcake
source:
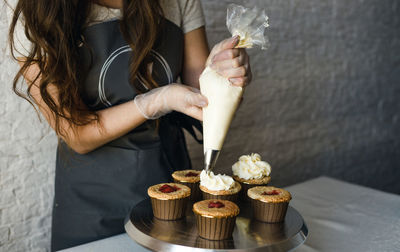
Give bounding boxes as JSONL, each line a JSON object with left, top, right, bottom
{"left": 147, "top": 183, "right": 191, "bottom": 220}
{"left": 193, "top": 199, "right": 239, "bottom": 240}
{"left": 199, "top": 170, "right": 241, "bottom": 202}
{"left": 172, "top": 169, "right": 201, "bottom": 201}
{"left": 247, "top": 186, "right": 291, "bottom": 223}
{"left": 232, "top": 153, "right": 272, "bottom": 201}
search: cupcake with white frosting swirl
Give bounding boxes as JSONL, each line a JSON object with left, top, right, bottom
{"left": 232, "top": 153, "right": 271, "bottom": 201}
{"left": 199, "top": 170, "right": 241, "bottom": 202}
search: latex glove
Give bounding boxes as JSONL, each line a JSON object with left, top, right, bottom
{"left": 206, "top": 36, "right": 252, "bottom": 87}
{"left": 134, "top": 84, "right": 208, "bottom": 121}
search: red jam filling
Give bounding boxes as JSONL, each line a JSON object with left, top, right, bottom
{"left": 159, "top": 184, "right": 180, "bottom": 193}
{"left": 208, "top": 201, "right": 225, "bottom": 208}
{"left": 262, "top": 190, "right": 280, "bottom": 196}
{"left": 184, "top": 172, "right": 199, "bottom": 177}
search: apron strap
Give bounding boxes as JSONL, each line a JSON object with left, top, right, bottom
{"left": 165, "top": 112, "right": 203, "bottom": 144}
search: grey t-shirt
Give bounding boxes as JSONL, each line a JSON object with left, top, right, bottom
{"left": 10, "top": 0, "right": 205, "bottom": 57}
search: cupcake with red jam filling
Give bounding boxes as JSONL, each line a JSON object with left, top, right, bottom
{"left": 199, "top": 170, "right": 241, "bottom": 202}
{"left": 193, "top": 199, "right": 239, "bottom": 240}
{"left": 232, "top": 153, "right": 271, "bottom": 201}
{"left": 248, "top": 186, "right": 291, "bottom": 223}
{"left": 147, "top": 183, "right": 191, "bottom": 220}
{"left": 172, "top": 170, "right": 201, "bottom": 201}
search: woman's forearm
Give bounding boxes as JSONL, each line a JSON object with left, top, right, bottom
{"left": 68, "top": 101, "right": 146, "bottom": 154}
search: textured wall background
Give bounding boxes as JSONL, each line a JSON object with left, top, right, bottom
{"left": 0, "top": 0, "right": 399, "bottom": 251}
{"left": 0, "top": 1, "right": 58, "bottom": 251}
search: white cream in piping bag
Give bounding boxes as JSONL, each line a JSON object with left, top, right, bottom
{"left": 200, "top": 170, "right": 234, "bottom": 191}
{"left": 199, "top": 66, "right": 243, "bottom": 151}
{"left": 232, "top": 153, "right": 271, "bottom": 180}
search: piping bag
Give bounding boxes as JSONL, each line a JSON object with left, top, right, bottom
{"left": 200, "top": 4, "right": 270, "bottom": 172}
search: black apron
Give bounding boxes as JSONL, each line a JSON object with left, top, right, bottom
{"left": 51, "top": 18, "right": 201, "bottom": 251}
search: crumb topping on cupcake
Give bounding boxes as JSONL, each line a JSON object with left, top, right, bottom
{"left": 148, "top": 183, "right": 191, "bottom": 200}
{"left": 247, "top": 186, "right": 291, "bottom": 203}
{"left": 172, "top": 170, "right": 201, "bottom": 183}
{"left": 232, "top": 153, "right": 271, "bottom": 180}
{"left": 193, "top": 200, "right": 239, "bottom": 218}
{"left": 200, "top": 181, "right": 241, "bottom": 195}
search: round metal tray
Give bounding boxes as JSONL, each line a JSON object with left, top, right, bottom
{"left": 125, "top": 199, "right": 308, "bottom": 251}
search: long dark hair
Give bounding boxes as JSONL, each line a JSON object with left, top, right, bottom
{"left": 8, "top": 0, "right": 163, "bottom": 137}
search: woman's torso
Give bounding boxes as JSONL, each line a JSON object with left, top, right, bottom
{"left": 51, "top": 1, "right": 204, "bottom": 250}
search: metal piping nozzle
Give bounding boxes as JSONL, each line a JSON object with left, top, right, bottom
{"left": 204, "top": 149, "right": 220, "bottom": 172}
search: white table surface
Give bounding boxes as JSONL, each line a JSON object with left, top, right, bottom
{"left": 60, "top": 177, "right": 400, "bottom": 252}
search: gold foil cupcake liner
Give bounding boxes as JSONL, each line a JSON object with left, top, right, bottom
{"left": 251, "top": 200, "right": 289, "bottom": 223}
{"left": 173, "top": 179, "right": 201, "bottom": 202}
{"left": 201, "top": 191, "right": 239, "bottom": 203}
{"left": 150, "top": 197, "right": 189, "bottom": 220}
{"left": 195, "top": 213, "right": 236, "bottom": 240}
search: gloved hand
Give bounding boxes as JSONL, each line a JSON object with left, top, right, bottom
{"left": 134, "top": 84, "right": 208, "bottom": 121}
{"left": 206, "top": 35, "right": 252, "bottom": 87}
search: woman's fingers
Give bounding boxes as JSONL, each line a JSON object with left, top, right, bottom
{"left": 210, "top": 53, "right": 245, "bottom": 70}
{"left": 183, "top": 88, "right": 206, "bottom": 121}
{"left": 210, "top": 48, "right": 252, "bottom": 87}
{"left": 229, "top": 76, "right": 249, "bottom": 87}
{"left": 211, "top": 36, "right": 239, "bottom": 56}
{"left": 206, "top": 37, "right": 253, "bottom": 87}
{"left": 185, "top": 106, "right": 203, "bottom": 121}
{"left": 219, "top": 65, "right": 247, "bottom": 78}
{"left": 206, "top": 36, "right": 239, "bottom": 66}
{"left": 211, "top": 48, "right": 241, "bottom": 63}
{"left": 211, "top": 61, "right": 249, "bottom": 86}
{"left": 184, "top": 89, "right": 208, "bottom": 108}
{"left": 219, "top": 35, "right": 240, "bottom": 50}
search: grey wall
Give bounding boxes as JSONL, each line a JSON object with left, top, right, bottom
{"left": 186, "top": 0, "right": 400, "bottom": 193}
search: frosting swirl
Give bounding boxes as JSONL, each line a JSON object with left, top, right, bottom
{"left": 232, "top": 153, "right": 271, "bottom": 180}
{"left": 200, "top": 170, "right": 235, "bottom": 191}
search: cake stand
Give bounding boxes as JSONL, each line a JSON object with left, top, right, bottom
{"left": 125, "top": 199, "right": 308, "bottom": 251}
